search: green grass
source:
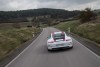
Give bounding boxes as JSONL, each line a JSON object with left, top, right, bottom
{"left": 76, "top": 23, "right": 100, "bottom": 44}
{"left": 55, "top": 20, "right": 81, "bottom": 32}
{"left": 0, "top": 27, "right": 40, "bottom": 60}
{"left": 55, "top": 20, "right": 100, "bottom": 45}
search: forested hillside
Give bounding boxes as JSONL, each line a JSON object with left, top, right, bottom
{"left": 0, "top": 8, "right": 80, "bottom": 23}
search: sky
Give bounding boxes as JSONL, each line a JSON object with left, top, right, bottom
{"left": 0, "top": 0, "right": 100, "bottom": 11}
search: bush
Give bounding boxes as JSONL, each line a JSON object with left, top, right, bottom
{"left": 79, "top": 8, "right": 96, "bottom": 23}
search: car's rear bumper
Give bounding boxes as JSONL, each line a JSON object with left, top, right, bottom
{"left": 47, "top": 45, "right": 73, "bottom": 50}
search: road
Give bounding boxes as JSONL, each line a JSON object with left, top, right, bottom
{"left": 5, "top": 27, "right": 100, "bottom": 67}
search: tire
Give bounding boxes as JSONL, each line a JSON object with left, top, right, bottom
{"left": 70, "top": 46, "right": 73, "bottom": 49}
{"left": 47, "top": 48, "right": 50, "bottom": 51}
{"left": 48, "top": 49, "right": 50, "bottom": 51}
{"left": 47, "top": 48, "right": 52, "bottom": 51}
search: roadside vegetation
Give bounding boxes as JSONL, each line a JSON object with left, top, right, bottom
{"left": 0, "top": 27, "right": 40, "bottom": 61}
{"left": 55, "top": 20, "right": 100, "bottom": 46}
{"left": 55, "top": 8, "right": 100, "bottom": 46}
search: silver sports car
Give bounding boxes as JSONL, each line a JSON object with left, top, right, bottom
{"left": 47, "top": 31, "right": 73, "bottom": 51}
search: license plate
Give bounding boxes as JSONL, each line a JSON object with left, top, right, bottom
{"left": 56, "top": 44, "right": 63, "bottom": 46}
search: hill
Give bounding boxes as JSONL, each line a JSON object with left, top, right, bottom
{"left": 0, "top": 8, "right": 80, "bottom": 23}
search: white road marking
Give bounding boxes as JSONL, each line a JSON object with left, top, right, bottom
{"left": 72, "top": 38, "right": 100, "bottom": 59}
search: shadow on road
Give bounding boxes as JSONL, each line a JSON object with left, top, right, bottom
{"left": 48, "top": 48, "right": 73, "bottom": 53}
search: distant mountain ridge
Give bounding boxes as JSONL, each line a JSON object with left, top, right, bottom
{"left": 0, "top": 8, "right": 80, "bottom": 20}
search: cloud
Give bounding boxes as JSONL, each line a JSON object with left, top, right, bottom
{"left": 0, "top": 0, "right": 99, "bottom": 11}
{"left": 66, "top": 0, "right": 100, "bottom": 10}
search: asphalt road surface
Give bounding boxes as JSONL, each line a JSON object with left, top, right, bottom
{"left": 5, "top": 27, "right": 100, "bottom": 67}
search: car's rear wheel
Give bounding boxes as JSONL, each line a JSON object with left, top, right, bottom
{"left": 70, "top": 46, "right": 73, "bottom": 49}
{"left": 48, "top": 49, "right": 50, "bottom": 51}
{"left": 47, "top": 48, "right": 52, "bottom": 51}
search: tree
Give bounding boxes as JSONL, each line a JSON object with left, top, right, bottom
{"left": 79, "top": 8, "right": 96, "bottom": 23}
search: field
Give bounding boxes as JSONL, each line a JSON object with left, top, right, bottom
{"left": 0, "top": 27, "right": 40, "bottom": 61}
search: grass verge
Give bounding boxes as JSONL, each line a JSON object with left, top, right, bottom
{"left": 0, "top": 27, "right": 40, "bottom": 61}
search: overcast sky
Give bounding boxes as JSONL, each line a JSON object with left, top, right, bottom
{"left": 0, "top": 0, "right": 100, "bottom": 11}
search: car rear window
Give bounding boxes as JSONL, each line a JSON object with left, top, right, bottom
{"left": 53, "top": 33, "right": 65, "bottom": 40}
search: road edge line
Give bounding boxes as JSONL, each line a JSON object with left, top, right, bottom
{"left": 73, "top": 38, "right": 100, "bottom": 59}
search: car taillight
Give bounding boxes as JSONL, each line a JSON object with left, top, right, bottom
{"left": 66, "top": 39, "right": 71, "bottom": 41}
{"left": 48, "top": 41, "right": 54, "bottom": 43}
